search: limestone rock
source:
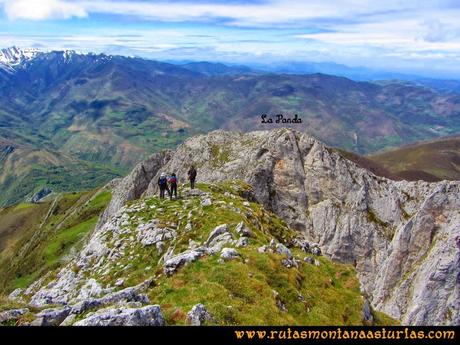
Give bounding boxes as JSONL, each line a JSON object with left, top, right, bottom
{"left": 69, "top": 279, "right": 152, "bottom": 316}
{"left": 220, "top": 248, "right": 240, "bottom": 260}
{"left": 258, "top": 245, "right": 268, "bottom": 253}
{"left": 235, "top": 221, "right": 253, "bottom": 237}
{"left": 205, "top": 224, "right": 229, "bottom": 246}
{"left": 310, "top": 245, "right": 322, "bottom": 256}
{"left": 30, "top": 307, "right": 71, "bottom": 326}
{"left": 363, "top": 298, "right": 374, "bottom": 325}
{"left": 163, "top": 249, "right": 204, "bottom": 275}
{"left": 74, "top": 305, "right": 165, "bottom": 326}
{"left": 185, "top": 304, "right": 214, "bottom": 326}
{"left": 292, "top": 238, "right": 310, "bottom": 252}
{"left": 0, "top": 309, "right": 29, "bottom": 324}
{"left": 136, "top": 220, "right": 176, "bottom": 247}
{"left": 275, "top": 243, "right": 293, "bottom": 259}
{"left": 236, "top": 237, "right": 249, "bottom": 248}
{"left": 8, "top": 288, "right": 24, "bottom": 302}
{"left": 281, "top": 258, "right": 298, "bottom": 268}
{"left": 201, "top": 198, "right": 212, "bottom": 206}
{"left": 303, "top": 256, "right": 315, "bottom": 265}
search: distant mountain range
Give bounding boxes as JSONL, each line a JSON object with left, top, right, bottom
{"left": 0, "top": 46, "right": 459, "bottom": 206}
{"left": 170, "top": 58, "right": 460, "bottom": 93}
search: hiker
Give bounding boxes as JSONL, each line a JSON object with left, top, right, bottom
{"left": 187, "top": 165, "right": 197, "bottom": 189}
{"left": 168, "top": 172, "right": 178, "bottom": 200}
{"left": 158, "top": 172, "right": 170, "bottom": 199}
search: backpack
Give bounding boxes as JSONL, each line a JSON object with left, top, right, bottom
{"left": 169, "top": 176, "right": 177, "bottom": 184}
{"left": 159, "top": 176, "right": 167, "bottom": 186}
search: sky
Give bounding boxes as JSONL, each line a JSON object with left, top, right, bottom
{"left": 1, "top": 0, "right": 460, "bottom": 78}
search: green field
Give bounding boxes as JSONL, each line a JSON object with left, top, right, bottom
{"left": 0, "top": 189, "right": 112, "bottom": 292}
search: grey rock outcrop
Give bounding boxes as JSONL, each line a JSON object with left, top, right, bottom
{"left": 310, "top": 245, "right": 321, "bottom": 256}
{"left": 205, "top": 224, "right": 230, "bottom": 247}
{"left": 8, "top": 288, "right": 24, "bottom": 302}
{"left": 74, "top": 305, "right": 165, "bottom": 326}
{"left": 275, "top": 243, "right": 293, "bottom": 259}
{"left": 25, "top": 279, "right": 155, "bottom": 326}
{"left": 236, "top": 237, "right": 249, "bottom": 247}
{"left": 163, "top": 249, "right": 205, "bottom": 276}
{"left": 291, "top": 237, "right": 310, "bottom": 252}
{"left": 235, "top": 221, "right": 253, "bottom": 237}
{"left": 185, "top": 304, "right": 214, "bottom": 326}
{"left": 137, "top": 220, "right": 176, "bottom": 248}
{"left": 220, "top": 248, "right": 240, "bottom": 260}
{"left": 0, "top": 308, "right": 29, "bottom": 324}
{"left": 303, "top": 256, "right": 315, "bottom": 265}
{"left": 362, "top": 298, "right": 374, "bottom": 325}
{"left": 31, "top": 187, "right": 52, "bottom": 203}
{"left": 205, "top": 224, "right": 235, "bottom": 253}
{"left": 30, "top": 307, "right": 71, "bottom": 326}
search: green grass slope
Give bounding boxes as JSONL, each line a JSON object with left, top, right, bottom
{"left": 368, "top": 135, "right": 460, "bottom": 181}
{"left": 0, "top": 188, "right": 112, "bottom": 293}
{"left": 147, "top": 183, "right": 366, "bottom": 325}
{"left": 0, "top": 139, "right": 120, "bottom": 207}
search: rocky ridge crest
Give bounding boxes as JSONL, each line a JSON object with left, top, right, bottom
{"left": 105, "top": 128, "right": 459, "bottom": 325}
{"left": 7, "top": 128, "right": 459, "bottom": 325}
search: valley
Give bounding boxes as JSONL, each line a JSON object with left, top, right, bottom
{"left": 1, "top": 47, "right": 459, "bottom": 206}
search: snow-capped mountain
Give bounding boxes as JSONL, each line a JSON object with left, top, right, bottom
{"left": 0, "top": 47, "right": 39, "bottom": 72}
{"left": 0, "top": 47, "right": 117, "bottom": 75}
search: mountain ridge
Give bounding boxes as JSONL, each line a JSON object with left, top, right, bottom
{"left": 110, "top": 128, "right": 459, "bottom": 325}
{"left": 0, "top": 47, "right": 39, "bottom": 73}
{"left": 5, "top": 128, "right": 457, "bottom": 325}
{"left": 1, "top": 179, "right": 390, "bottom": 326}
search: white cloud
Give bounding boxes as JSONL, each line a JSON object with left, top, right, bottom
{"left": 4, "top": 0, "right": 87, "bottom": 20}
{"left": 295, "top": 9, "right": 460, "bottom": 55}
{"left": 1, "top": 0, "right": 460, "bottom": 76}
{"left": 75, "top": 0, "right": 428, "bottom": 27}
{"left": 0, "top": 0, "right": 439, "bottom": 26}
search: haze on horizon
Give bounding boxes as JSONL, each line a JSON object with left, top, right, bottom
{"left": 1, "top": 0, "right": 460, "bottom": 79}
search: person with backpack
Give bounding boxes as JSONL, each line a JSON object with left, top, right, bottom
{"left": 158, "top": 172, "right": 170, "bottom": 199}
{"left": 168, "top": 172, "right": 178, "bottom": 200}
{"left": 187, "top": 166, "right": 197, "bottom": 189}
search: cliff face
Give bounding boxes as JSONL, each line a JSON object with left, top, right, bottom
{"left": 135, "top": 128, "right": 458, "bottom": 325}
{"left": 11, "top": 128, "right": 459, "bottom": 325}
